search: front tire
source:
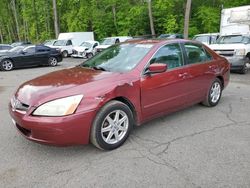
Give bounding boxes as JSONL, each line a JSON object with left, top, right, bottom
{"left": 202, "top": 78, "right": 222, "bottom": 107}
{"left": 0, "top": 59, "right": 14, "bottom": 71}
{"left": 62, "top": 50, "right": 68, "bottom": 58}
{"left": 86, "top": 53, "right": 93, "bottom": 59}
{"left": 90, "top": 101, "right": 133, "bottom": 150}
{"left": 48, "top": 57, "right": 58, "bottom": 67}
{"left": 239, "top": 62, "right": 248, "bottom": 74}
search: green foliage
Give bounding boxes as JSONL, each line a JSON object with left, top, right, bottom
{"left": 196, "top": 6, "right": 220, "bottom": 33}
{"left": 0, "top": 0, "right": 249, "bottom": 43}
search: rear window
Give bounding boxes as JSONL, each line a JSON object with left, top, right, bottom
{"left": 184, "top": 43, "right": 212, "bottom": 64}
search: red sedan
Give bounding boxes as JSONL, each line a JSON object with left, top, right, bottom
{"left": 9, "top": 39, "right": 230, "bottom": 150}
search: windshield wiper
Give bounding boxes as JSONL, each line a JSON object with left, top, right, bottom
{"left": 93, "top": 66, "right": 109, "bottom": 71}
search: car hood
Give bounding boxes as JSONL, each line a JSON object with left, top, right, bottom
{"left": 96, "top": 45, "right": 111, "bottom": 49}
{"left": 73, "top": 46, "right": 87, "bottom": 52}
{"left": 15, "top": 66, "right": 121, "bottom": 106}
{"left": 210, "top": 43, "right": 246, "bottom": 50}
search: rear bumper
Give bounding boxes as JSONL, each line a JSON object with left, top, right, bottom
{"left": 9, "top": 103, "right": 96, "bottom": 146}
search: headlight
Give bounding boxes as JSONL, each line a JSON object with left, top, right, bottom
{"left": 33, "top": 95, "right": 83, "bottom": 116}
{"left": 235, "top": 49, "right": 246, "bottom": 56}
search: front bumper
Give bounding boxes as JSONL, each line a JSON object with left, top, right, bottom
{"left": 9, "top": 103, "right": 96, "bottom": 146}
{"left": 223, "top": 56, "right": 248, "bottom": 70}
{"left": 71, "top": 52, "right": 86, "bottom": 58}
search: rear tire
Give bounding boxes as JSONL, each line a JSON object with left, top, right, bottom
{"left": 202, "top": 78, "right": 222, "bottom": 107}
{"left": 0, "top": 59, "right": 14, "bottom": 71}
{"left": 48, "top": 57, "right": 58, "bottom": 67}
{"left": 90, "top": 101, "right": 133, "bottom": 150}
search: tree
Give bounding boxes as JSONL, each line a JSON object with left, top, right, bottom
{"left": 147, "top": 0, "right": 155, "bottom": 36}
{"left": 53, "top": 0, "right": 59, "bottom": 38}
{"left": 184, "top": 0, "right": 192, "bottom": 39}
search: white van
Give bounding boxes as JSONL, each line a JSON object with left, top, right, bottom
{"left": 210, "top": 5, "right": 250, "bottom": 74}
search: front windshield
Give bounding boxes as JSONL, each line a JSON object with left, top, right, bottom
{"left": 81, "top": 43, "right": 153, "bottom": 73}
{"left": 101, "top": 38, "right": 115, "bottom": 45}
{"left": 217, "top": 35, "right": 250, "bottom": 44}
{"left": 8, "top": 46, "right": 24, "bottom": 52}
{"left": 54, "top": 40, "right": 66, "bottom": 46}
{"left": 80, "top": 42, "right": 92, "bottom": 48}
{"left": 193, "top": 36, "right": 209, "bottom": 43}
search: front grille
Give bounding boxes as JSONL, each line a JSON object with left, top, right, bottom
{"left": 214, "top": 49, "right": 234, "bottom": 57}
{"left": 11, "top": 97, "right": 29, "bottom": 112}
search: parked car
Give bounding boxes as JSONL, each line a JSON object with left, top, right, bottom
{"left": 0, "top": 45, "right": 62, "bottom": 71}
{"left": 158, "top": 33, "right": 184, "bottom": 39}
{"left": 193, "top": 33, "right": 220, "bottom": 46}
{"left": 0, "top": 44, "right": 12, "bottom": 52}
{"left": 95, "top": 36, "right": 133, "bottom": 53}
{"left": 11, "top": 41, "right": 32, "bottom": 47}
{"left": 210, "top": 35, "right": 250, "bottom": 74}
{"left": 71, "top": 40, "right": 99, "bottom": 58}
{"left": 50, "top": 32, "right": 95, "bottom": 58}
{"left": 9, "top": 39, "right": 230, "bottom": 150}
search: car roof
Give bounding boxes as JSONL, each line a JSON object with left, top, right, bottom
{"left": 124, "top": 39, "right": 195, "bottom": 46}
{"left": 82, "top": 40, "right": 99, "bottom": 44}
{"left": 0, "top": 44, "right": 11, "bottom": 46}
{"left": 194, "top": 33, "right": 219, "bottom": 37}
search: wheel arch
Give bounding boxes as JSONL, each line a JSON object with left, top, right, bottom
{"left": 109, "top": 96, "right": 139, "bottom": 126}
{"left": 216, "top": 76, "right": 224, "bottom": 89}
{"left": 246, "top": 52, "right": 250, "bottom": 60}
{"left": 0, "top": 57, "right": 15, "bottom": 69}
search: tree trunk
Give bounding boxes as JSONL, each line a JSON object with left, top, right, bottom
{"left": 7, "top": 25, "right": 12, "bottom": 43}
{"left": 0, "top": 26, "right": 3, "bottom": 43}
{"left": 112, "top": 5, "right": 118, "bottom": 35}
{"left": 45, "top": 0, "right": 51, "bottom": 36}
{"left": 52, "top": 0, "right": 59, "bottom": 38}
{"left": 184, "top": 0, "right": 192, "bottom": 39}
{"left": 32, "top": 0, "right": 39, "bottom": 41}
{"left": 147, "top": 0, "right": 155, "bottom": 37}
{"left": 11, "top": 0, "right": 20, "bottom": 41}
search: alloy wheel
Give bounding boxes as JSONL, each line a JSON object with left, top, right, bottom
{"left": 101, "top": 110, "right": 129, "bottom": 145}
{"left": 210, "top": 82, "right": 221, "bottom": 103}
{"left": 2, "top": 60, "right": 13, "bottom": 71}
{"left": 49, "top": 57, "right": 57, "bottom": 66}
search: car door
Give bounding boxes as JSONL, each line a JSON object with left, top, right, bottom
{"left": 140, "top": 43, "right": 192, "bottom": 119}
{"left": 14, "top": 46, "right": 36, "bottom": 67}
{"left": 182, "top": 42, "right": 217, "bottom": 104}
{"left": 35, "top": 46, "right": 50, "bottom": 64}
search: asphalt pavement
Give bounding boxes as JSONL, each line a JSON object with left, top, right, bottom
{"left": 0, "top": 58, "right": 250, "bottom": 188}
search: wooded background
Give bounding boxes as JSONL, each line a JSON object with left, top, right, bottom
{"left": 0, "top": 0, "right": 249, "bottom": 43}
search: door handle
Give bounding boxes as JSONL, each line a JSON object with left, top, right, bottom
{"left": 209, "top": 65, "right": 217, "bottom": 70}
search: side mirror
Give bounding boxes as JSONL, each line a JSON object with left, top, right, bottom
{"left": 145, "top": 63, "right": 167, "bottom": 75}
{"left": 20, "top": 50, "right": 26, "bottom": 54}
{"left": 85, "top": 48, "right": 89, "bottom": 51}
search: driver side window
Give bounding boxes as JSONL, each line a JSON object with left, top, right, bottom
{"left": 24, "top": 47, "right": 35, "bottom": 53}
{"left": 150, "top": 43, "right": 183, "bottom": 69}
